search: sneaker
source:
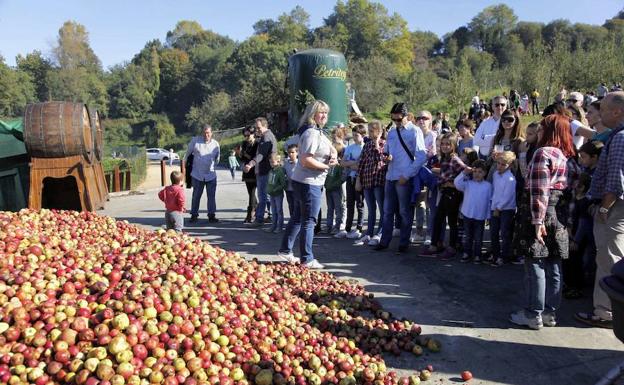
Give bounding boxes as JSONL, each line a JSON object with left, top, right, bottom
{"left": 423, "top": 238, "right": 432, "bottom": 246}
{"left": 392, "top": 229, "right": 401, "bottom": 237}
{"left": 439, "top": 248, "right": 456, "bottom": 260}
{"left": 542, "top": 313, "right": 557, "bottom": 327}
{"left": 491, "top": 258, "right": 504, "bottom": 267}
{"left": 511, "top": 256, "right": 525, "bottom": 265}
{"left": 353, "top": 235, "right": 370, "bottom": 246}
{"left": 272, "top": 228, "right": 282, "bottom": 234}
{"left": 346, "top": 230, "right": 362, "bottom": 239}
{"left": 410, "top": 233, "right": 425, "bottom": 244}
{"left": 277, "top": 251, "right": 299, "bottom": 264}
{"left": 419, "top": 247, "right": 440, "bottom": 257}
{"left": 208, "top": 215, "right": 219, "bottom": 223}
{"left": 473, "top": 255, "right": 482, "bottom": 264}
{"left": 510, "top": 310, "right": 543, "bottom": 330}
{"left": 460, "top": 253, "right": 471, "bottom": 263}
{"left": 484, "top": 254, "right": 495, "bottom": 264}
{"left": 330, "top": 226, "right": 341, "bottom": 235}
{"left": 575, "top": 312, "right": 613, "bottom": 329}
{"left": 189, "top": 215, "right": 198, "bottom": 223}
{"left": 368, "top": 234, "right": 381, "bottom": 246}
{"left": 334, "top": 230, "right": 348, "bottom": 239}
{"left": 303, "top": 259, "right": 324, "bottom": 269}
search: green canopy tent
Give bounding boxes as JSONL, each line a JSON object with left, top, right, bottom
{"left": 0, "top": 118, "right": 29, "bottom": 211}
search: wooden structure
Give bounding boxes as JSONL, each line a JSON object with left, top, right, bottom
{"left": 24, "top": 102, "right": 108, "bottom": 211}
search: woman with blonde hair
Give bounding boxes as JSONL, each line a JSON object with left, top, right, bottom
{"left": 278, "top": 100, "right": 337, "bottom": 269}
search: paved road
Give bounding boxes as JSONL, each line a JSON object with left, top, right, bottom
{"left": 100, "top": 169, "right": 624, "bottom": 385}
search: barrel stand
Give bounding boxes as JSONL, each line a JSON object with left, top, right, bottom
{"left": 28, "top": 156, "right": 103, "bottom": 211}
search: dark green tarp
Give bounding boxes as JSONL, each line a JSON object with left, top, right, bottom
{"left": 0, "top": 119, "right": 27, "bottom": 159}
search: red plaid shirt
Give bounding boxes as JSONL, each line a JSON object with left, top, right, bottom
{"left": 438, "top": 155, "right": 466, "bottom": 186}
{"left": 526, "top": 147, "right": 568, "bottom": 225}
{"left": 357, "top": 139, "right": 387, "bottom": 189}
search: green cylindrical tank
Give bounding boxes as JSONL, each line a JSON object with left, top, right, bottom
{"left": 288, "top": 49, "right": 348, "bottom": 131}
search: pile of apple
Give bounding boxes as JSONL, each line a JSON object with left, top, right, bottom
{"left": 0, "top": 209, "right": 442, "bottom": 385}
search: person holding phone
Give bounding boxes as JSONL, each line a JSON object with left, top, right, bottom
{"left": 277, "top": 100, "right": 337, "bottom": 269}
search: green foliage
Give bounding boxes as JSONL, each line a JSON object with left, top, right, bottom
{"left": 16, "top": 51, "right": 52, "bottom": 101}
{"left": 0, "top": 57, "right": 36, "bottom": 116}
{"left": 253, "top": 6, "right": 311, "bottom": 46}
{"left": 185, "top": 91, "right": 232, "bottom": 132}
{"left": 468, "top": 4, "right": 518, "bottom": 55}
{"left": 349, "top": 55, "right": 396, "bottom": 113}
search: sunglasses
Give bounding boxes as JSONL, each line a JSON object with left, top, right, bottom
{"left": 494, "top": 103, "right": 507, "bottom": 107}
{"left": 502, "top": 117, "right": 515, "bottom": 123}
{"left": 416, "top": 116, "right": 430, "bottom": 121}
{"left": 566, "top": 99, "right": 580, "bottom": 103}
{"left": 391, "top": 117, "right": 404, "bottom": 123}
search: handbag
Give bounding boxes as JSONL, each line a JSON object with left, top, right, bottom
{"left": 185, "top": 153, "right": 194, "bottom": 188}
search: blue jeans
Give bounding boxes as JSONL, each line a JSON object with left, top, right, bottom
{"left": 191, "top": 177, "right": 217, "bottom": 216}
{"left": 269, "top": 193, "right": 284, "bottom": 231}
{"left": 279, "top": 181, "right": 322, "bottom": 263}
{"left": 524, "top": 257, "right": 562, "bottom": 317}
{"left": 427, "top": 187, "right": 439, "bottom": 238}
{"left": 285, "top": 190, "right": 294, "bottom": 218}
{"left": 463, "top": 217, "right": 485, "bottom": 258}
{"left": 380, "top": 180, "right": 413, "bottom": 247}
{"left": 490, "top": 209, "right": 515, "bottom": 260}
{"left": 326, "top": 188, "right": 344, "bottom": 230}
{"left": 255, "top": 173, "right": 270, "bottom": 223}
{"left": 363, "top": 186, "right": 384, "bottom": 237}
{"left": 345, "top": 177, "right": 364, "bottom": 232}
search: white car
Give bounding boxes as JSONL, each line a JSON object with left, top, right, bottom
{"left": 146, "top": 148, "right": 180, "bottom": 161}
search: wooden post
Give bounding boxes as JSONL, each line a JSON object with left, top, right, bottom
{"left": 113, "top": 166, "right": 121, "bottom": 193}
{"left": 160, "top": 160, "right": 166, "bottom": 187}
{"left": 105, "top": 173, "right": 111, "bottom": 192}
{"left": 125, "top": 170, "right": 131, "bottom": 191}
{"left": 180, "top": 158, "right": 186, "bottom": 175}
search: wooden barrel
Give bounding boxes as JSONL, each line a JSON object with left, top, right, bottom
{"left": 87, "top": 106, "right": 104, "bottom": 161}
{"left": 24, "top": 102, "right": 94, "bottom": 164}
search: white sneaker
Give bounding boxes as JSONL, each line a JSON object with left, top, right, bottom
{"left": 334, "top": 230, "right": 348, "bottom": 238}
{"left": 423, "top": 238, "right": 432, "bottom": 246}
{"left": 346, "top": 230, "right": 361, "bottom": 239}
{"left": 277, "top": 251, "right": 299, "bottom": 264}
{"left": 510, "top": 310, "right": 542, "bottom": 330}
{"left": 392, "top": 229, "right": 401, "bottom": 237}
{"left": 410, "top": 233, "right": 425, "bottom": 244}
{"left": 542, "top": 313, "right": 557, "bottom": 327}
{"left": 368, "top": 234, "right": 381, "bottom": 246}
{"left": 353, "top": 235, "right": 370, "bottom": 246}
{"left": 303, "top": 259, "right": 324, "bottom": 269}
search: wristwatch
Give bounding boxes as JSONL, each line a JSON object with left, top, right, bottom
{"left": 599, "top": 206, "right": 610, "bottom": 214}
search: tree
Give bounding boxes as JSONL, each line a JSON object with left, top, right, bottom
{"left": 185, "top": 91, "right": 231, "bottom": 131}
{"left": 468, "top": 4, "right": 518, "bottom": 53}
{"left": 542, "top": 19, "right": 573, "bottom": 48}
{"left": 0, "top": 57, "right": 36, "bottom": 117}
{"left": 512, "top": 22, "right": 544, "bottom": 47}
{"left": 52, "top": 21, "right": 101, "bottom": 71}
{"left": 446, "top": 54, "right": 475, "bottom": 115}
{"left": 16, "top": 51, "right": 52, "bottom": 101}
{"left": 349, "top": 55, "right": 396, "bottom": 113}
{"left": 253, "top": 6, "right": 311, "bottom": 46}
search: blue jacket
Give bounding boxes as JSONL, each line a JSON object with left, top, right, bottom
{"left": 411, "top": 166, "right": 438, "bottom": 203}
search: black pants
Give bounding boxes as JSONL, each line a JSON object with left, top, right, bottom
{"left": 245, "top": 181, "right": 257, "bottom": 209}
{"left": 345, "top": 176, "right": 364, "bottom": 232}
{"left": 431, "top": 188, "right": 462, "bottom": 249}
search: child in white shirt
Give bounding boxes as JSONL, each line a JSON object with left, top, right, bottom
{"left": 454, "top": 160, "right": 492, "bottom": 264}
{"left": 489, "top": 151, "right": 517, "bottom": 266}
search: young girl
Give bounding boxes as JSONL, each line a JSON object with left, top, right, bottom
{"left": 284, "top": 144, "right": 299, "bottom": 218}
{"left": 454, "top": 160, "right": 492, "bottom": 263}
{"left": 413, "top": 111, "right": 436, "bottom": 243}
{"left": 489, "top": 151, "right": 517, "bottom": 266}
{"left": 420, "top": 133, "right": 467, "bottom": 258}
{"left": 457, "top": 119, "right": 475, "bottom": 155}
{"left": 340, "top": 124, "right": 367, "bottom": 239}
{"left": 518, "top": 122, "right": 539, "bottom": 180}
{"left": 325, "top": 149, "right": 345, "bottom": 235}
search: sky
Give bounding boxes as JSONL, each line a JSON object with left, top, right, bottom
{"left": 1, "top": 0, "right": 622, "bottom": 69}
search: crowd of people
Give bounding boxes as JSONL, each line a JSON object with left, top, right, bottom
{"left": 168, "top": 84, "right": 624, "bottom": 332}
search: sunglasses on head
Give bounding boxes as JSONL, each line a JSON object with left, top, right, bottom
{"left": 494, "top": 103, "right": 507, "bottom": 107}
{"left": 502, "top": 117, "right": 515, "bottom": 123}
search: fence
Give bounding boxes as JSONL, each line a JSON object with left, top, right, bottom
{"left": 102, "top": 145, "right": 146, "bottom": 191}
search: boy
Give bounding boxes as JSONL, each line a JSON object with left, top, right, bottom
{"left": 454, "top": 160, "right": 492, "bottom": 263}
{"left": 266, "top": 153, "right": 287, "bottom": 233}
{"left": 158, "top": 171, "right": 186, "bottom": 232}
{"left": 228, "top": 149, "right": 240, "bottom": 180}
{"left": 325, "top": 156, "right": 345, "bottom": 235}
{"left": 284, "top": 144, "right": 298, "bottom": 218}
{"left": 336, "top": 124, "right": 366, "bottom": 239}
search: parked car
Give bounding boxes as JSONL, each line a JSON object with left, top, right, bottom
{"left": 146, "top": 148, "right": 180, "bottom": 161}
